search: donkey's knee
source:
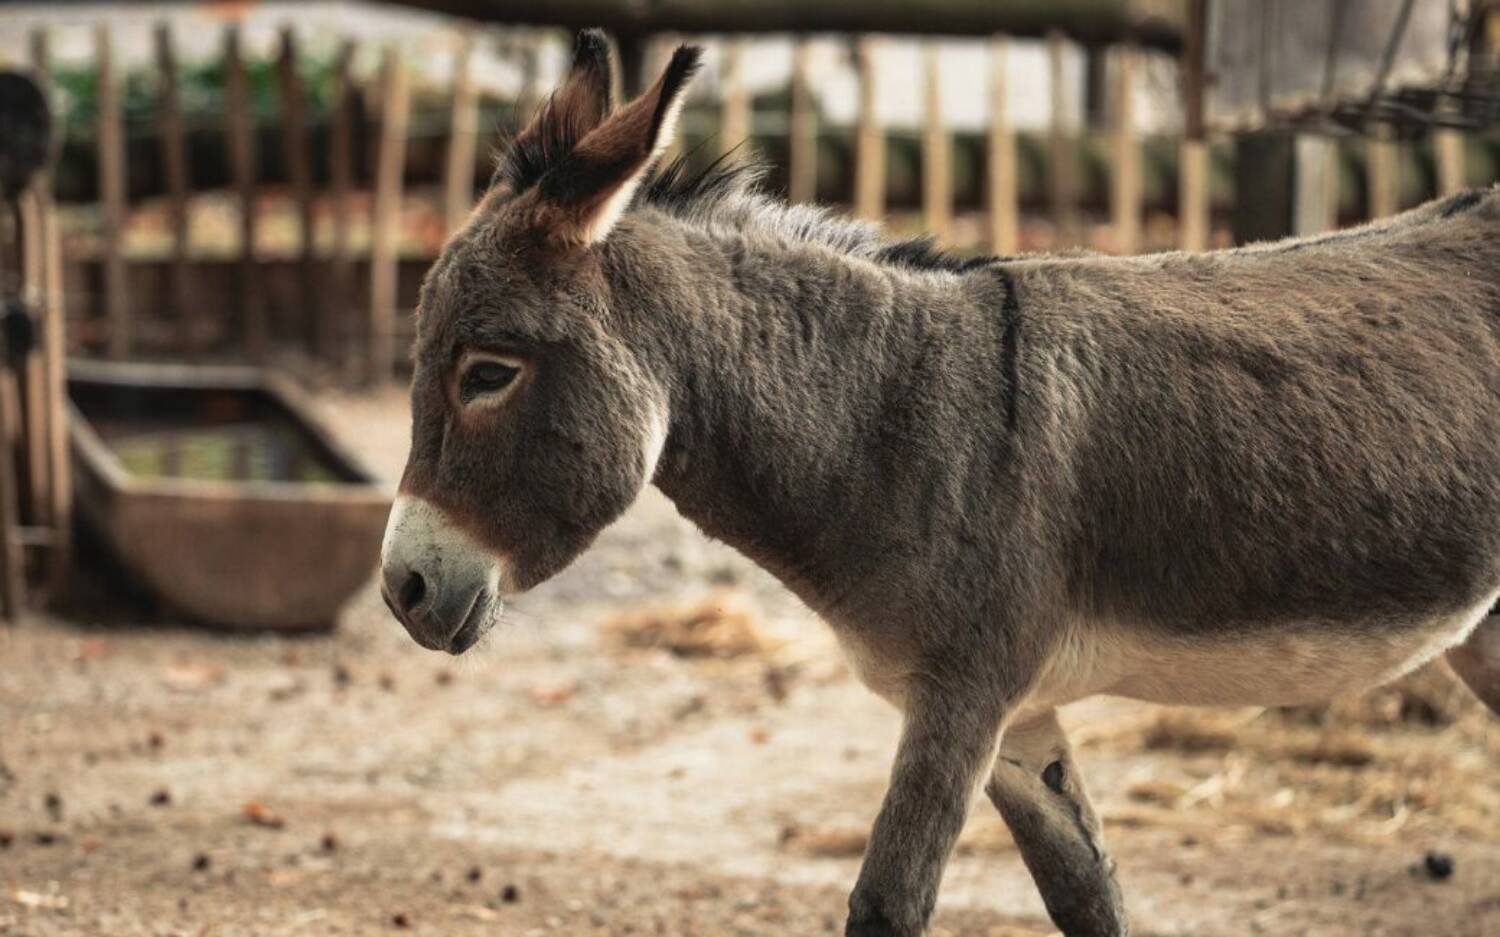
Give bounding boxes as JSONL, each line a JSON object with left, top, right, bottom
{"left": 1448, "top": 613, "right": 1500, "bottom": 716}
{"left": 986, "top": 711, "right": 1128, "bottom": 937}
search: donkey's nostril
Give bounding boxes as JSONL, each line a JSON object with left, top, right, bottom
{"left": 398, "top": 570, "right": 427, "bottom": 613}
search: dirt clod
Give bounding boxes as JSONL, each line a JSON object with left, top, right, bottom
{"left": 500, "top": 884, "right": 520, "bottom": 904}
{"left": 147, "top": 730, "right": 165, "bottom": 750}
{"left": 242, "top": 800, "right": 286, "bottom": 829}
{"left": 191, "top": 852, "right": 210, "bottom": 871}
{"left": 391, "top": 911, "right": 411, "bottom": 928}
{"left": 466, "top": 865, "right": 483, "bottom": 884}
{"left": 1423, "top": 851, "right": 1455, "bottom": 881}
{"left": 44, "top": 792, "right": 63, "bottom": 821}
{"left": 321, "top": 833, "right": 339, "bottom": 852}
{"left": 149, "top": 788, "right": 172, "bottom": 806}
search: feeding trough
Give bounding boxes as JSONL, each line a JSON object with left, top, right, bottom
{"left": 67, "top": 360, "right": 393, "bottom": 629}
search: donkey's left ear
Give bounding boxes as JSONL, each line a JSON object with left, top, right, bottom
{"left": 532, "top": 45, "right": 703, "bottom": 246}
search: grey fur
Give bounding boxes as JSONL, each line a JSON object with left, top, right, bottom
{"left": 388, "top": 41, "right": 1500, "bottom": 937}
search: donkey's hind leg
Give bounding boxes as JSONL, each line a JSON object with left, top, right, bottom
{"left": 1447, "top": 612, "right": 1500, "bottom": 716}
{"left": 986, "top": 710, "right": 1128, "bottom": 937}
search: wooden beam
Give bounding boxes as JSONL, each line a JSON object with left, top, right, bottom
{"left": 788, "top": 39, "right": 817, "bottom": 204}
{"left": 1047, "top": 30, "right": 1078, "bottom": 245}
{"left": 30, "top": 28, "right": 71, "bottom": 598}
{"left": 921, "top": 43, "right": 951, "bottom": 243}
{"left": 443, "top": 32, "right": 480, "bottom": 236}
{"left": 329, "top": 39, "right": 357, "bottom": 375}
{"left": 155, "top": 22, "right": 193, "bottom": 347}
{"left": 224, "top": 23, "right": 265, "bottom": 362}
{"left": 390, "top": 1, "right": 1186, "bottom": 50}
{"left": 370, "top": 46, "right": 410, "bottom": 385}
{"left": 719, "top": 39, "right": 752, "bottom": 158}
{"left": 853, "top": 36, "right": 884, "bottom": 221}
{"left": 96, "top": 25, "right": 130, "bottom": 358}
{"left": 1366, "top": 123, "right": 1399, "bottom": 219}
{"left": 1109, "top": 43, "right": 1141, "bottom": 254}
{"left": 988, "top": 36, "right": 1019, "bottom": 255}
{"left": 279, "top": 25, "right": 317, "bottom": 354}
{"left": 1178, "top": 0, "right": 1208, "bottom": 251}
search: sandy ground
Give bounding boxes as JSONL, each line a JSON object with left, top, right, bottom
{"left": 2, "top": 388, "right": 1497, "bottom": 937}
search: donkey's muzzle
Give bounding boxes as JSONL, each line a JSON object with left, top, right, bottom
{"left": 380, "top": 495, "right": 502, "bottom": 655}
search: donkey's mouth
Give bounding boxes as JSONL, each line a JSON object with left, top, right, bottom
{"left": 446, "top": 589, "right": 495, "bottom": 655}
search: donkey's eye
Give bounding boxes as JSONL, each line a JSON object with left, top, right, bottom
{"left": 459, "top": 359, "right": 520, "bottom": 403}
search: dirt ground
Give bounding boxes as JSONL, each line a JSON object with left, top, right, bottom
{"left": 2, "top": 388, "right": 1497, "bottom": 937}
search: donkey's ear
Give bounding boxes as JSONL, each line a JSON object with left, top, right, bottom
{"left": 533, "top": 44, "right": 703, "bottom": 246}
{"left": 499, "top": 30, "right": 614, "bottom": 193}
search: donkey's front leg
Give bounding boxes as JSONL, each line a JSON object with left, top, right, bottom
{"left": 845, "top": 682, "right": 1005, "bottom": 937}
{"left": 986, "top": 710, "right": 1127, "bottom": 937}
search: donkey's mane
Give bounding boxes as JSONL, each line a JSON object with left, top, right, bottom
{"left": 639, "top": 152, "right": 1002, "bottom": 274}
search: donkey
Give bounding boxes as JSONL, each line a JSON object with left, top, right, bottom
{"left": 379, "top": 31, "right": 1500, "bottom": 937}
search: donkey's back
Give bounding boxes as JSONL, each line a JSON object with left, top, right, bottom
{"left": 1012, "top": 187, "right": 1500, "bottom": 710}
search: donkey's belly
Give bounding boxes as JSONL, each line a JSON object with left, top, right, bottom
{"left": 1033, "top": 589, "right": 1499, "bottom": 710}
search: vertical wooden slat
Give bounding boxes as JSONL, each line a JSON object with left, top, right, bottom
{"left": 788, "top": 39, "right": 817, "bottom": 204}
{"left": 853, "top": 36, "right": 884, "bottom": 221}
{"left": 96, "top": 25, "right": 129, "bottom": 358}
{"left": 20, "top": 186, "right": 50, "bottom": 530}
{"left": 1047, "top": 30, "right": 1078, "bottom": 245}
{"left": 988, "top": 36, "right": 1019, "bottom": 255}
{"left": 1366, "top": 123, "right": 1399, "bottom": 219}
{"left": 370, "top": 46, "right": 409, "bottom": 385}
{"left": 155, "top": 22, "right": 193, "bottom": 348}
{"left": 278, "top": 25, "right": 316, "bottom": 354}
{"left": 444, "top": 33, "right": 479, "bottom": 236}
{"left": 1434, "top": 122, "right": 1465, "bottom": 197}
{"left": 31, "top": 28, "right": 71, "bottom": 598}
{"left": 1179, "top": 0, "right": 1209, "bottom": 251}
{"left": 1292, "top": 136, "right": 1337, "bottom": 236}
{"left": 224, "top": 24, "right": 264, "bottom": 362}
{"left": 1110, "top": 44, "right": 1141, "bottom": 254}
{"left": 719, "top": 39, "right": 752, "bottom": 158}
{"left": 921, "top": 43, "right": 951, "bottom": 243}
{"left": 328, "top": 39, "right": 356, "bottom": 375}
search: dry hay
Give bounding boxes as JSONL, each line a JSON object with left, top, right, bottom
{"left": 602, "top": 592, "right": 770, "bottom": 660}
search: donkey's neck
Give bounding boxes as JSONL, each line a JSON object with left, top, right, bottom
{"left": 604, "top": 215, "right": 1015, "bottom": 611}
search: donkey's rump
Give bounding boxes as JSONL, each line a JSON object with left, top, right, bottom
{"left": 1015, "top": 188, "right": 1500, "bottom": 642}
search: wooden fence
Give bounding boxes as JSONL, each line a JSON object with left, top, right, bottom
{"left": 22, "top": 13, "right": 1500, "bottom": 385}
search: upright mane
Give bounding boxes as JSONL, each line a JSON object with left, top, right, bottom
{"left": 639, "top": 152, "right": 1002, "bottom": 274}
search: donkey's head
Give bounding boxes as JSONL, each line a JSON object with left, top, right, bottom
{"left": 380, "top": 31, "right": 700, "bottom": 653}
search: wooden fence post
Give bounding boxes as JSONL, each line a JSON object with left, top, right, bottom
{"left": 30, "top": 28, "right": 71, "bottom": 597}
{"left": 370, "top": 45, "right": 409, "bottom": 385}
{"left": 279, "top": 25, "right": 317, "bottom": 354}
{"left": 96, "top": 25, "right": 129, "bottom": 358}
{"left": 1179, "top": 0, "right": 1209, "bottom": 251}
{"left": 155, "top": 22, "right": 193, "bottom": 347}
{"left": 444, "top": 33, "right": 480, "bottom": 236}
{"left": 922, "top": 43, "right": 951, "bottom": 243}
{"left": 1110, "top": 43, "right": 1141, "bottom": 254}
{"left": 988, "top": 36, "right": 1019, "bottom": 255}
{"left": 224, "top": 23, "right": 264, "bottom": 361}
{"left": 329, "top": 39, "right": 356, "bottom": 375}
{"left": 788, "top": 39, "right": 817, "bottom": 204}
{"left": 719, "top": 39, "right": 752, "bottom": 157}
{"left": 1366, "top": 123, "right": 1399, "bottom": 219}
{"left": 853, "top": 36, "right": 884, "bottom": 221}
{"left": 1434, "top": 116, "right": 1465, "bottom": 197}
{"left": 1047, "top": 30, "right": 1078, "bottom": 245}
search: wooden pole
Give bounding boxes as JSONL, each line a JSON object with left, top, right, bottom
{"left": 1366, "top": 123, "right": 1399, "bottom": 219}
{"left": 370, "top": 46, "right": 409, "bottom": 385}
{"left": 1178, "top": 0, "right": 1209, "bottom": 251}
{"left": 788, "top": 39, "right": 817, "bottom": 204}
{"left": 1292, "top": 135, "right": 1336, "bottom": 236}
{"left": 719, "top": 39, "right": 752, "bottom": 158}
{"left": 96, "top": 25, "right": 130, "bottom": 358}
{"left": 155, "top": 22, "right": 193, "bottom": 348}
{"left": 1047, "top": 30, "right": 1078, "bottom": 245}
{"left": 329, "top": 39, "right": 356, "bottom": 375}
{"left": 1434, "top": 121, "right": 1465, "bottom": 197}
{"left": 444, "top": 33, "right": 480, "bottom": 236}
{"left": 853, "top": 36, "right": 884, "bottom": 221}
{"left": 224, "top": 24, "right": 264, "bottom": 362}
{"left": 921, "top": 43, "right": 951, "bottom": 243}
{"left": 988, "top": 36, "right": 1019, "bottom": 255}
{"left": 20, "top": 188, "right": 49, "bottom": 531}
{"left": 1109, "top": 43, "right": 1141, "bottom": 254}
{"left": 278, "top": 25, "right": 317, "bottom": 355}
{"left": 30, "top": 29, "right": 70, "bottom": 597}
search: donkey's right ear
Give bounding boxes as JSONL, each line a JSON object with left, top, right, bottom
{"left": 498, "top": 30, "right": 614, "bottom": 193}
